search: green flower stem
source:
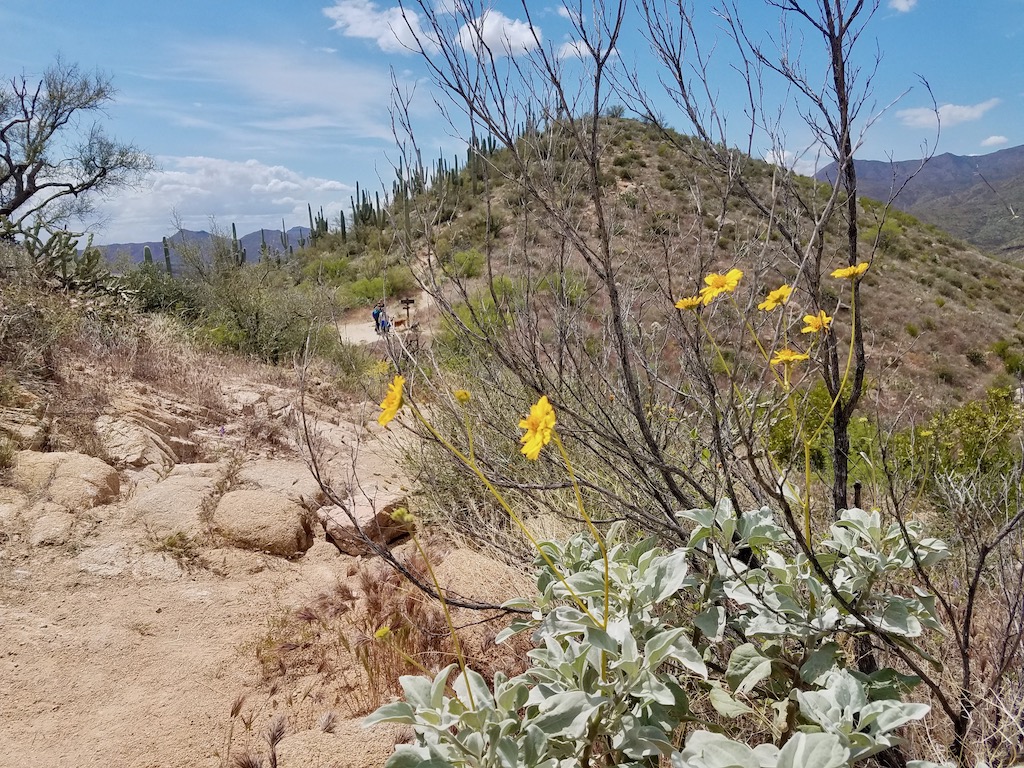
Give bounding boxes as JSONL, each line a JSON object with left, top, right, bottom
{"left": 409, "top": 407, "right": 602, "bottom": 626}
{"left": 730, "top": 294, "right": 774, "bottom": 368}
{"left": 781, "top": 363, "right": 813, "bottom": 546}
{"left": 408, "top": 529, "right": 474, "bottom": 710}
{"left": 553, "top": 432, "right": 610, "bottom": 630}
{"left": 807, "top": 281, "right": 860, "bottom": 448}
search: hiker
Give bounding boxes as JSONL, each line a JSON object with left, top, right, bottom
{"left": 379, "top": 311, "right": 392, "bottom": 335}
{"left": 371, "top": 300, "right": 385, "bottom": 333}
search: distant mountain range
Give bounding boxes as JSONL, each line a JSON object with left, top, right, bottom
{"left": 97, "top": 227, "right": 312, "bottom": 268}
{"left": 817, "top": 144, "right": 1024, "bottom": 258}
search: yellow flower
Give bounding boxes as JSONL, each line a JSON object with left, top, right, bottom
{"left": 519, "top": 395, "right": 556, "bottom": 460}
{"left": 374, "top": 625, "right": 392, "bottom": 639}
{"left": 831, "top": 262, "right": 870, "bottom": 279}
{"left": 377, "top": 375, "right": 405, "bottom": 427}
{"left": 454, "top": 389, "right": 471, "bottom": 403}
{"left": 674, "top": 295, "right": 702, "bottom": 311}
{"left": 801, "top": 310, "right": 833, "bottom": 334}
{"left": 771, "top": 348, "right": 810, "bottom": 367}
{"left": 698, "top": 268, "right": 743, "bottom": 305}
{"left": 758, "top": 284, "right": 792, "bottom": 311}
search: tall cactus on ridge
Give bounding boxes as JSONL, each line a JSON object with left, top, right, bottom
{"left": 162, "top": 236, "right": 173, "bottom": 276}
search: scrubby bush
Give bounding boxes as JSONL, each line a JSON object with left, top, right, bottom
{"left": 369, "top": 503, "right": 946, "bottom": 768}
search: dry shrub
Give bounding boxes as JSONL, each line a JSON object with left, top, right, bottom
{"left": 251, "top": 544, "right": 530, "bottom": 718}
{"left": 130, "top": 315, "right": 227, "bottom": 417}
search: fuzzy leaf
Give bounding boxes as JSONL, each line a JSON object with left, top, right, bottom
{"left": 708, "top": 684, "right": 755, "bottom": 718}
{"left": 364, "top": 700, "right": 416, "bottom": 726}
{"left": 726, "top": 643, "right": 773, "bottom": 695}
{"left": 775, "top": 732, "right": 849, "bottom": 768}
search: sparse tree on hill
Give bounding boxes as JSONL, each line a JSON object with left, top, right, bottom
{"left": 0, "top": 57, "right": 154, "bottom": 251}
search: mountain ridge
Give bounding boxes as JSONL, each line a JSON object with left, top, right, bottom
{"left": 96, "top": 226, "right": 312, "bottom": 265}
{"left": 816, "top": 144, "right": 1024, "bottom": 257}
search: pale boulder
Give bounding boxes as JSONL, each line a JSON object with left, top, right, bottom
{"left": 94, "top": 414, "right": 177, "bottom": 469}
{"left": 130, "top": 472, "right": 218, "bottom": 538}
{"left": 11, "top": 450, "right": 120, "bottom": 510}
{"left": 213, "top": 489, "right": 313, "bottom": 558}
{"left": 0, "top": 406, "right": 47, "bottom": 449}
{"left": 27, "top": 501, "right": 75, "bottom": 547}
{"left": 236, "top": 458, "right": 326, "bottom": 508}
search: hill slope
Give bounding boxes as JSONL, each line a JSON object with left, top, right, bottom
{"left": 817, "top": 145, "right": 1024, "bottom": 257}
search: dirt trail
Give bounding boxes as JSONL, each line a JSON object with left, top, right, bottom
{"left": 0, "top": 368, "right": 411, "bottom": 767}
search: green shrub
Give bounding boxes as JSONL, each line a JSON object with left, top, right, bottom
{"left": 197, "top": 265, "right": 336, "bottom": 363}
{"left": 303, "top": 254, "right": 355, "bottom": 285}
{"left": 123, "top": 264, "right": 200, "bottom": 317}
{"left": 369, "top": 506, "right": 946, "bottom": 768}
{"left": 449, "top": 249, "right": 485, "bottom": 279}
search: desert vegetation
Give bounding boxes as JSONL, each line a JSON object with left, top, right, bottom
{"left": 3, "top": 1, "right": 1024, "bottom": 766}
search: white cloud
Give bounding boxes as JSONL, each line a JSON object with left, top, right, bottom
{"left": 763, "top": 148, "right": 819, "bottom": 177}
{"left": 557, "top": 39, "right": 617, "bottom": 61}
{"left": 86, "top": 156, "right": 353, "bottom": 244}
{"left": 888, "top": 0, "right": 918, "bottom": 11}
{"left": 896, "top": 98, "right": 1000, "bottom": 128}
{"left": 557, "top": 6, "right": 582, "bottom": 24}
{"left": 322, "top": 0, "right": 433, "bottom": 53}
{"left": 166, "top": 41, "right": 405, "bottom": 145}
{"left": 458, "top": 10, "right": 539, "bottom": 55}
{"left": 981, "top": 135, "right": 1009, "bottom": 148}
{"left": 558, "top": 39, "right": 589, "bottom": 59}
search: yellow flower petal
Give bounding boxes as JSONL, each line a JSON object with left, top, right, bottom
{"left": 831, "top": 262, "right": 870, "bottom": 279}
{"left": 454, "top": 389, "right": 471, "bottom": 403}
{"left": 518, "top": 395, "right": 556, "bottom": 460}
{"left": 377, "top": 375, "right": 405, "bottom": 427}
{"left": 758, "top": 284, "right": 792, "bottom": 311}
{"left": 771, "top": 348, "right": 810, "bottom": 366}
{"left": 698, "top": 268, "right": 743, "bottom": 305}
{"left": 801, "top": 310, "right": 833, "bottom": 334}
{"left": 675, "top": 295, "right": 702, "bottom": 310}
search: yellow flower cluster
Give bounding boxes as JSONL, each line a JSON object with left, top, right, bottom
{"left": 801, "top": 310, "right": 833, "bottom": 334}
{"left": 519, "top": 395, "right": 556, "bottom": 460}
{"left": 699, "top": 268, "right": 743, "bottom": 305}
{"left": 674, "top": 295, "right": 702, "bottom": 311}
{"left": 771, "top": 348, "right": 810, "bottom": 367}
{"left": 674, "top": 268, "right": 743, "bottom": 310}
{"left": 831, "top": 262, "right": 869, "bottom": 279}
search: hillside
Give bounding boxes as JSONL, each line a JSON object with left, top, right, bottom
{"left": 400, "top": 117, "right": 1024, "bottom": 415}
{"left": 817, "top": 144, "right": 1024, "bottom": 258}
{"left": 4, "top": 115, "right": 1024, "bottom": 767}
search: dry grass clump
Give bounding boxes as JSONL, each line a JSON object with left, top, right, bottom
{"left": 249, "top": 544, "right": 530, "bottom": 719}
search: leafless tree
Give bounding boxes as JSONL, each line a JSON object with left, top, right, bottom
{"left": 1, "top": 57, "right": 154, "bottom": 244}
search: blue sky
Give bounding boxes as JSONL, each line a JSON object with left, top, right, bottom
{"left": 2, "top": 0, "right": 1022, "bottom": 244}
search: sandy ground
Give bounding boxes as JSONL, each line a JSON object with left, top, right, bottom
{"left": 0, "top": 365, "right": 414, "bottom": 767}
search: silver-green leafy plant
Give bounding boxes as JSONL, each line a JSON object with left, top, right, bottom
{"left": 367, "top": 503, "right": 949, "bottom": 767}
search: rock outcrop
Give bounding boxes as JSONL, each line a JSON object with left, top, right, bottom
{"left": 11, "top": 450, "right": 120, "bottom": 510}
{"left": 213, "top": 489, "right": 313, "bottom": 557}
{"left": 130, "top": 463, "right": 222, "bottom": 538}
